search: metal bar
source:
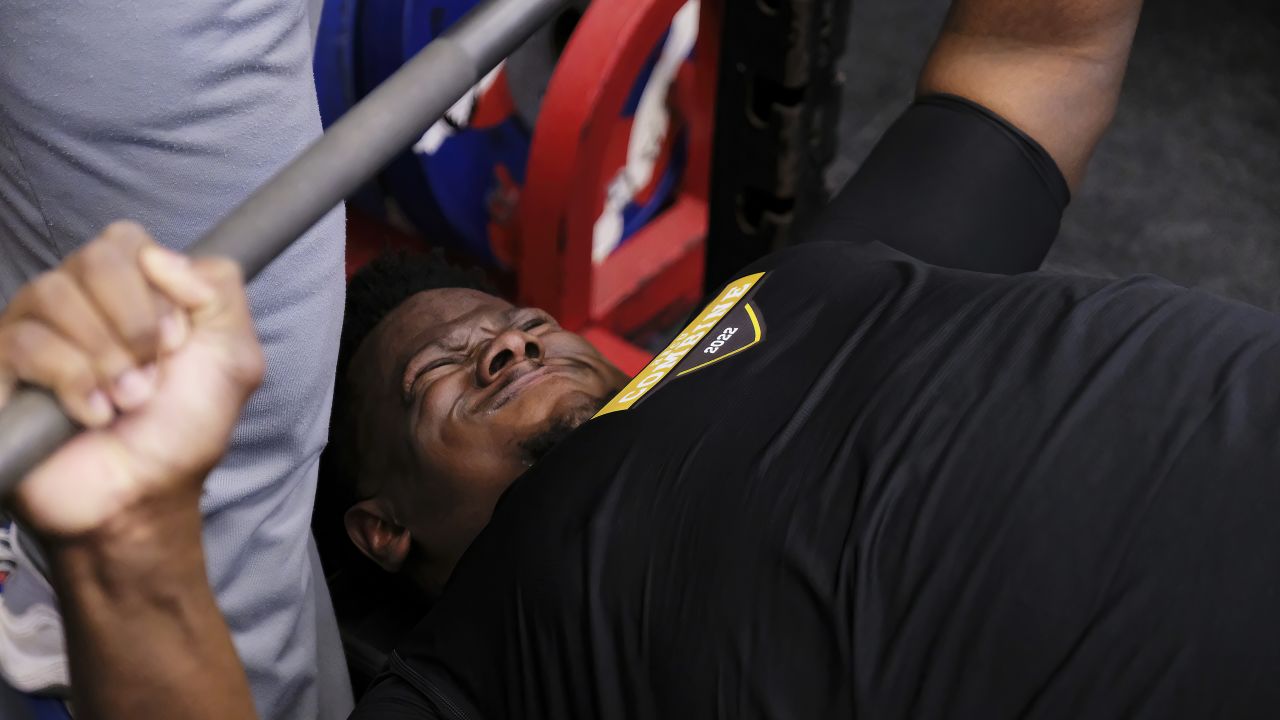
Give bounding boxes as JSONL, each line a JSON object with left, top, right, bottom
{"left": 0, "top": 0, "right": 570, "bottom": 498}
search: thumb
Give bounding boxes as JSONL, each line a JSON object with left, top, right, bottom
{"left": 139, "top": 248, "right": 250, "bottom": 335}
{"left": 139, "top": 246, "right": 218, "bottom": 311}
{"left": 140, "top": 248, "right": 264, "bottom": 392}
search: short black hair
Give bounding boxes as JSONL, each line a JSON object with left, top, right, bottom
{"left": 335, "top": 250, "right": 495, "bottom": 386}
{"left": 314, "top": 250, "right": 495, "bottom": 579}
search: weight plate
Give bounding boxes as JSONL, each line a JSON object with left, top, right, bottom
{"left": 591, "top": 1, "right": 700, "bottom": 261}
{"left": 314, "top": 0, "right": 359, "bottom": 128}
{"left": 356, "top": 0, "right": 472, "bottom": 246}
{"left": 355, "top": 0, "right": 526, "bottom": 264}
{"left": 520, "top": 0, "right": 714, "bottom": 329}
{"left": 314, "top": 0, "right": 386, "bottom": 217}
{"left": 336, "top": 0, "right": 696, "bottom": 268}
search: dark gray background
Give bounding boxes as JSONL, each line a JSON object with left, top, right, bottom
{"left": 831, "top": 0, "right": 1279, "bottom": 310}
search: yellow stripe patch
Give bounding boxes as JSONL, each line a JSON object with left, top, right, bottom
{"left": 595, "top": 272, "right": 765, "bottom": 418}
{"left": 675, "top": 303, "right": 763, "bottom": 378}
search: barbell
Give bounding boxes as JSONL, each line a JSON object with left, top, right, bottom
{"left": 0, "top": 0, "right": 574, "bottom": 499}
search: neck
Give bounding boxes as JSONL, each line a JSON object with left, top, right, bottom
{"left": 406, "top": 547, "right": 453, "bottom": 597}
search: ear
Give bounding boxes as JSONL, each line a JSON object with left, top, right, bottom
{"left": 344, "top": 499, "right": 413, "bottom": 573}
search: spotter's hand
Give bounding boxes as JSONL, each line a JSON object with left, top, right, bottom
{"left": 0, "top": 222, "right": 263, "bottom": 541}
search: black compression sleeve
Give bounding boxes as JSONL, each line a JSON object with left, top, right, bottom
{"left": 808, "top": 94, "right": 1071, "bottom": 275}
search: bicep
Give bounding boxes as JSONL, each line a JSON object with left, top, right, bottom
{"left": 807, "top": 94, "right": 1069, "bottom": 275}
{"left": 918, "top": 20, "right": 1139, "bottom": 191}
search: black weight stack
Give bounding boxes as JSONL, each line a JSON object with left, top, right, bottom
{"left": 705, "top": 0, "right": 853, "bottom": 288}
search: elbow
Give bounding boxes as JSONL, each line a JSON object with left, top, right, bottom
{"left": 917, "top": 28, "right": 1136, "bottom": 190}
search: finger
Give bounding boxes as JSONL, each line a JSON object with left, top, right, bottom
{"left": 188, "top": 258, "right": 250, "bottom": 324}
{"left": 0, "top": 321, "right": 115, "bottom": 427}
{"left": 189, "top": 258, "right": 266, "bottom": 390}
{"left": 65, "top": 223, "right": 173, "bottom": 409}
{"left": 156, "top": 308, "right": 190, "bottom": 356}
{"left": 142, "top": 252, "right": 261, "bottom": 385}
{"left": 139, "top": 245, "right": 217, "bottom": 312}
{"left": 65, "top": 221, "right": 170, "bottom": 365}
{"left": 140, "top": 246, "right": 225, "bottom": 356}
{"left": 7, "top": 270, "right": 140, "bottom": 387}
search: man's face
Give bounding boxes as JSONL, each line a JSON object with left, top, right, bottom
{"left": 348, "top": 288, "right": 627, "bottom": 582}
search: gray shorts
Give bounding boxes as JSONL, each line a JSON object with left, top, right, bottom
{"left": 0, "top": 2, "right": 350, "bottom": 718}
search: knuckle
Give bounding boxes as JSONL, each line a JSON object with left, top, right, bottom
{"left": 28, "top": 271, "right": 73, "bottom": 308}
{"left": 4, "top": 322, "right": 44, "bottom": 358}
{"left": 0, "top": 324, "right": 93, "bottom": 392}
{"left": 79, "top": 237, "right": 126, "bottom": 270}
{"left": 119, "top": 320, "right": 160, "bottom": 356}
{"left": 98, "top": 346, "right": 135, "bottom": 372}
{"left": 86, "top": 333, "right": 132, "bottom": 372}
{"left": 102, "top": 220, "right": 149, "bottom": 245}
{"left": 79, "top": 322, "right": 118, "bottom": 355}
{"left": 57, "top": 356, "right": 96, "bottom": 393}
{"left": 7, "top": 284, "right": 36, "bottom": 316}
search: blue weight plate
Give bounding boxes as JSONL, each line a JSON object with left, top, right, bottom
{"left": 358, "top": 0, "right": 524, "bottom": 264}
{"left": 357, "top": 0, "right": 694, "bottom": 267}
{"left": 422, "top": 118, "right": 530, "bottom": 264}
{"left": 314, "top": 0, "right": 386, "bottom": 217}
{"left": 405, "top": 0, "right": 532, "bottom": 265}
{"left": 314, "top": 0, "right": 358, "bottom": 128}
{"left": 356, "top": 0, "right": 458, "bottom": 240}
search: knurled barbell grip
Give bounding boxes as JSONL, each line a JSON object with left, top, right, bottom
{"left": 0, "top": 0, "right": 571, "bottom": 499}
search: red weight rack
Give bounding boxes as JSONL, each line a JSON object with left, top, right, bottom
{"left": 517, "top": 0, "right": 721, "bottom": 376}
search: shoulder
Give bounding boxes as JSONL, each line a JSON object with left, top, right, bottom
{"left": 727, "top": 241, "right": 932, "bottom": 311}
{"left": 741, "top": 240, "right": 915, "bottom": 275}
{"left": 349, "top": 669, "right": 450, "bottom": 720}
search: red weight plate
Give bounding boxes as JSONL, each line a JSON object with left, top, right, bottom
{"left": 520, "top": 0, "right": 718, "bottom": 332}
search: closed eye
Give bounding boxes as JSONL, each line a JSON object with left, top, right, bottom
{"left": 420, "top": 355, "right": 463, "bottom": 377}
{"left": 407, "top": 355, "right": 464, "bottom": 400}
{"left": 520, "top": 313, "right": 553, "bottom": 332}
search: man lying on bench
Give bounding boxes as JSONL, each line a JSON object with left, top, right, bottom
{"left": 8, "top": 0, "right": 1280, "bottom": 717}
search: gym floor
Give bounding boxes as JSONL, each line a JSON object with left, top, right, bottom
{"left": 832, "top": 0, "right": 1280, "bottom": 310}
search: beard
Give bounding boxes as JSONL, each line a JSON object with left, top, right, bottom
{"left": 518, "top": 392, "right": 612, "bottom": 465}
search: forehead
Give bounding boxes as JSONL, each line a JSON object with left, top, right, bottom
{"left": 389, "top": 288, "right": 511, "bottom": 334}
{"left": 354, "top": 288, "right": 514, "bottom": 379}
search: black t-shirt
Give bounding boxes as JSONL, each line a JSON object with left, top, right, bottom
{"left": 350, "top": 99, "right": 1280, "bottom": 719}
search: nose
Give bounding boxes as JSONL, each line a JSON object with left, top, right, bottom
{"left": 477, "top": 328, "right": 543, "bottom": 386}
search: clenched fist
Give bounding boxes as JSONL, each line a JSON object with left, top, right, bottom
{"left": 0, "top": 221, "right": 264, "bottom": 542}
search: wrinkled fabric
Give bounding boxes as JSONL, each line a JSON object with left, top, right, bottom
{"left": 364, "top": 241, "right": 1280, "bottom": 719}
{"left": 0, "top": 1, "right": 350, "bottom": 717}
